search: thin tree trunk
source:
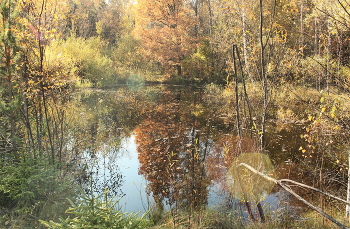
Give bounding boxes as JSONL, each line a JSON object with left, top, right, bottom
{"left": 258, "top": 3, "right": 268, "bottom": 221}
{"left": 35, "top": 103, "right": 43, "bottom": 156}
{"left": 257, "top": 202, "right": 265, "bottom": 222}
{"left": 176, "top": 64, "right": 182, "bottom": 76}
{"left": 346, "top": 149, "right": 350, "bottom": 221}
{"left": 233, "top": 45, "right": 241, "bottom": 138}
{"left": 327, "top": 19, "right": 331, "bottom": 94}
{"left": 241, "top": 10, "right": 253, "bottom": 82}
{"left": 20, "top": 55, "right": 36, "bottom": 154}
{"left": 6, "top": 47, "right": 17, "bottom": 152}
{"left": 3, "top": 2, "right": 17, "bottom": 152}
{"left": 235, "top": 45, "right": 253, "bottom": 128}
{"left": 21, "top": 98, "right": 35, "bottom": 154}
{"left": 42, "top": 88, "right": 55, "bottom": 164}
{"left": 259, "top": 0, "right": 268, "bottom": 152}
{"left": 300, "top": 0, "right": 304, "bottom": 55}
{"left": 245, "top": 201, "right": 256, "bottom": 221}
{"left": 207, "top": 0, "right": 213, "bottom": 35}
{"left": 207, "top": 0, "right": 215, "bottom": 80}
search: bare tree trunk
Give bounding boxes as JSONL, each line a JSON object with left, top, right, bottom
{"left": 176, "top": 64, "right": 182, "bottom": 76}
{"left": 232, "top": 45, "right": 241, "bottom": 138}
{"left": 259, "top": 0, "right": 267, "bottom": 152}
{"left": 207, "top": 0, "right": 215, "bottom": 79}
{"left": 347, "top": 149, "right": 350, "bottom": 221}
{"left": 327, "top": 19, "right": 331, "bottom": 94}
{"left": 207, "top": 0, "right": 213, "bottom": 35}
{"left": 245, "top": 201, "right": 256, "bottom": 221}
{"left": 235, "top": 45, "right": 253, "bottom": 129}
{"left": 241, "top": 10, "right": 254, "bottom": 82}
{"left": 259, "top": 2, "right": 269, "bottom": 222}
{"left": 257, "top": 202, "right": 265, "bottom": 222}
{"left": 300, "top": 0, "right": 304, "bottom": 55}
{"left": 42, "top": 88, "right": 55, "bottom": 164}
{"left": 6, "top": 46, "right": 17, "bottom": 152}
{"left": 35, "top": 103, "right": 43, "bottom": 156}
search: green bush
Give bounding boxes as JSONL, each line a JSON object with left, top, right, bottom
{"left": 0, "top": 156, "right": 75, "bottom": 228}
{"left": 182, "top": 40, "right": 215, "bottom": 83}
{"left": 111, "top": 35, "right": 163, "bottom": 83}
{"left": 40, "top": 190, "right": 150, "bottom": 229}
{"left": 47, "top": 37, "right": 118, "bottom": 87}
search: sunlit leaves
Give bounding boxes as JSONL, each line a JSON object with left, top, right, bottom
{"left": 300, "top": 90, "right": 350, "bottom": 191}
{"left": 45, "top": 37, "right": 116, "bottom": 86}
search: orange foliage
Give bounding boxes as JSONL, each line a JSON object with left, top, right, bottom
{"left": 135, "top": 99, "right": 209, "bottom": 208}
{"left": 135, "top": 103, "right": 186, "bottom": 205}
{"left": 133, "top": 0, "right": 199, "bottom": 75}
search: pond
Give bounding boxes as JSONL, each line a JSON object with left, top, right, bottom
{"left": 67, "top": 84, "right": 312, "bottom": 219}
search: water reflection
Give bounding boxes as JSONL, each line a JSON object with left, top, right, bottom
{"left": 67, "top": 85, "right": 318, "bottom": 218}
{"left": 112, "top": 136, "right": 149, "bottom": 213}
{"left": 135, "top": 92, "right": 210, "bottom": 210}
{"left": 81, "top": 146, "right": 124, "bottom": 197}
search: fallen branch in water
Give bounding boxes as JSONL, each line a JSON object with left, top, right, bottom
{"left": 237, "top": 163, "right": 350, "bottom": 229}
{"left": 279, "top": 179, "right": 350, "bottom": 206}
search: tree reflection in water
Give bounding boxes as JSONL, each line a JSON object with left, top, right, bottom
{"left": 68, "top": 86, "right": 348, "bottom": 221}
{"left": 135, "top": 94, "right": 210, "bottom": 212}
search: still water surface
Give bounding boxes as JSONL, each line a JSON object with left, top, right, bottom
{"left": 71, "top": 85, "right": 307, "bottom": 216}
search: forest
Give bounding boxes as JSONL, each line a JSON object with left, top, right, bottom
{"left": 1, "top": 0, "right": 350, "bottom": 228}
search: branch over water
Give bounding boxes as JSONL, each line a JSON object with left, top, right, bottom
{"left": 237, "top": 163, "right": 350, "bottom": 229}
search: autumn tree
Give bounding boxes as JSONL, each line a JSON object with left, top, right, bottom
{"left": 0, "top": 1, "right": 82, "bottom": 226}
{"left": 96, "top": 0, "right": 124, "bottom": 44}
{"left": 133, "top": 0, "right": 199, "bottom": 77}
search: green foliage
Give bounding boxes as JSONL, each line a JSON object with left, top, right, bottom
{"left": 300, "top": 90, "right": 350, "bottom": 177}
{"left": 0, "top": 94, "right": 20, "bottom": 113}
{"left": 0, "top": 156, "right": 75, "bottom": 228}
{"left": 40, "top": 190, "right": 150, "bottom": 229}
{"left": 182, "top": 40, "right": 216, "bottom": 83}
{"left": 49, "top": 37, "right": 117, "bottom": 87}
{"left": 45, "top": 41, "right": 80, "bottom": 86}
{"left": 111, "top": 34, "right": 162, "bottom": 82}
{"left": 75, "top": 79, "right": 94, "bottom": 88}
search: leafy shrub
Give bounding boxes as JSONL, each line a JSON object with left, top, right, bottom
{"left": 111, "top": 34, "right": 163, "bottom": 83}
{"left": 182, "top": 40, "right": 215, "bottom": 83}
{"left": 47, "top": 37, "right": 117, "bottom": 87}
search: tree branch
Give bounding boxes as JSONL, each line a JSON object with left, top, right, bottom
{"left": 280, "top": 179, "right": 350, "bottom": 205}
{"left": 337, "top": 0, "right": 350, "bottom": 19}
{"left": 237, "top": 163, "right": 350, "bottom": 229}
